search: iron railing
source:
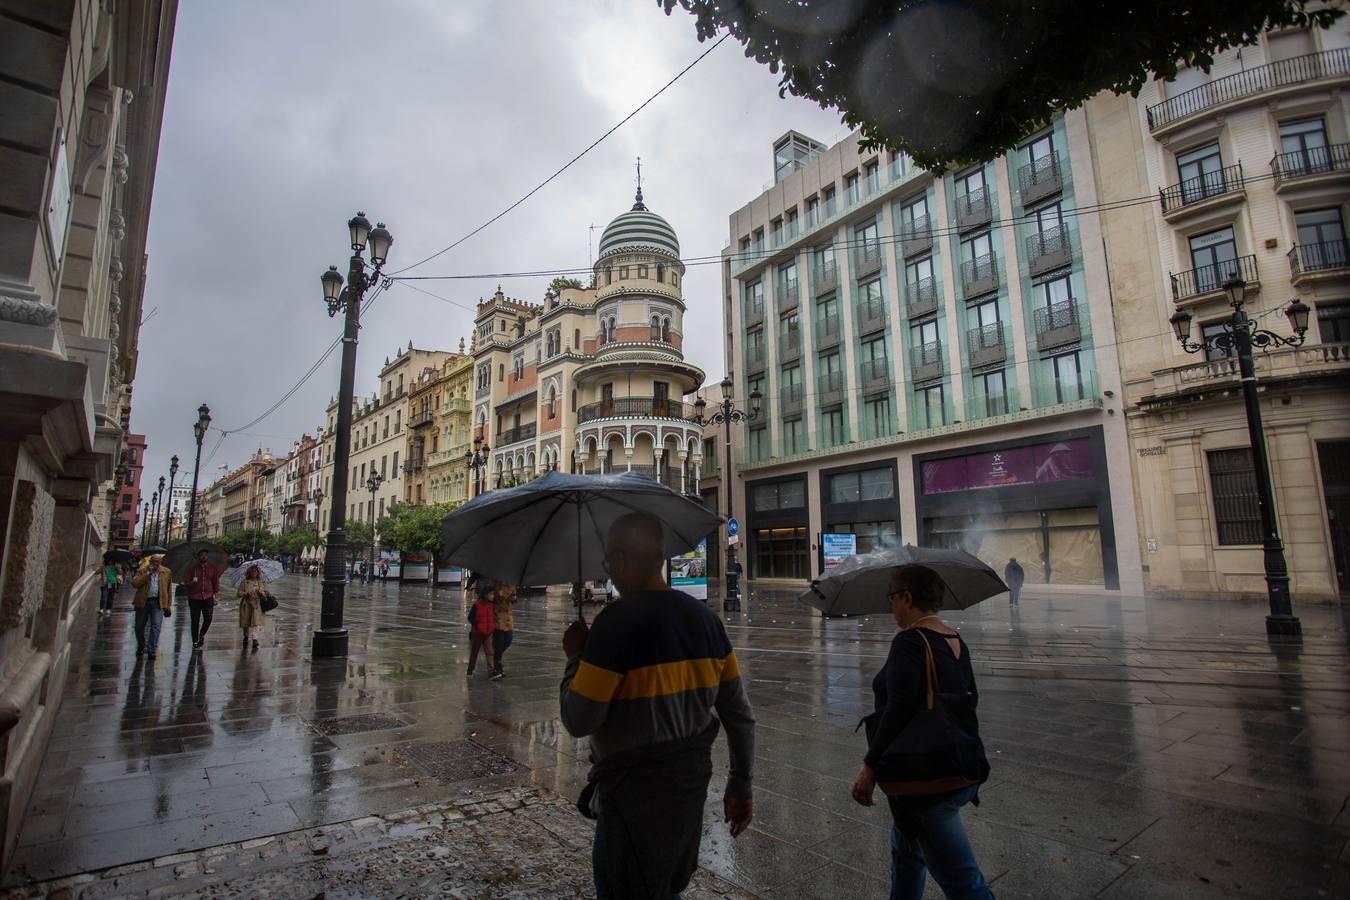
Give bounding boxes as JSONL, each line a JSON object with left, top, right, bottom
{"left": 409, "top": 409, "right": 436, "bottom": 427}
{"left": 744, "top": 299, "right": 765, "bottom": 327}
{"left": 854, "top": 239, "right": 883, "bottom": 276}
{"left": 1288, "top": 239, "right": 1350, "bottom": 277}
{"left": 779, "top": 328, "right": 802, "bottom": 363}
{"left": 495, "top": 423, "right": 537, "bottom": 446}
{"left": 576, "top": 397, "right": 693, "bottom": 424}
{"left": 1018, "top": 152, "right": 1062, "bottom": 205}
{"left": 746, "top": 344, "right": 767, "bottom": 373}
{"left": 815, "top": 313, "right": 841, "bottom": 349}
{"left": 900, "top": 215, "right": 933, "bottom": 257}
{"left": 966, "top": 323, "right": 1006, "bottom": 368}
{"left": 1170, "top": 253, "right": 1259, "bottom": 301}
{"left": 908, "top": 277, "right": 938, "bottom": 318}
{"left": 780, "top": 384, "right": 804, "bottom": 415}
{"left": 1033, "top": 300, "right": 1082, "bottom": 351}
{"left": 1147, "top": 48, "right": 1350, "bottom": 130}
{"left": 911, "top": 341, "right": 944, "bottom": 382}
{"left": 818, "top": 370, "right": 844, "bottom": 406}
{"left": 855, "top": 299, "right": 888, "bottom": 336}
{"left": 813, "top": 261, "right": 838, "bottom": 295}
{"left": 960, "top": 252, "right": 999, "bottom": 299}
{"left": 777, "top": 278, "right": 800, "bottom": 312}
{"left": 956, "top": 187, "right": 991, "bottom": 232}
{"left": 1271, "top": 142, "right": 1350, "bottom": 185}
{"left": 859, "top": 357, "right": 891, "bottom": 394}
{"left": 1159, "top": 163, "right": 1244, "bottom": 213}
{"left": 1025, "top": 224, "right": 1073, "bottom": 276}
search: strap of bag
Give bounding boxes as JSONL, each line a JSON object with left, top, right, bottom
{"left": 914, "top": 629, "right": 940, "bottom": 710}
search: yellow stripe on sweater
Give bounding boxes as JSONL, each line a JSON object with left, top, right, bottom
{"left": 612, "top": 657, "right": 731, "bottom": 700}
{"left": 570, "top": 661, "right": 623, "bottom": 703}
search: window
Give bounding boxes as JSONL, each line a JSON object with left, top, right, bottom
{"left": 1208, "top": 448, "right": 1262, "bottom": 544}
{"left": 1279, "top": 118, "right": 1329, "bottom": 175}
{"left": 638, "top": 265, "right": 648, "bottom": 279}
{"left": 916, "top": 383, "right": 945, "bottom": 427}
{"left": 650, "top": 315, "right": 661, "bottom": 340}
{"left": 753, "top": 480, "right": 805, "bottom": 510}
{"left": 1267, "top": 27, "right": 1315, "bottom": 62}
{"left": 383, "top": 416, "right": 389, "bottom": 439}
{"left": 1032, "top": 202, "right": 1063, "bottom": 235}
{"left": 745, "top": 280, "right": 764, "bottom": 317}
{"left": 1026, "top": 133, "right": 1054, "bottom": 164}
{"left": 394, "top": 410, "right": 400, "bottom": 433}
{"left": 1318, "top": 303, "right": 1350, "bottom": 342}
{"left": 121, "top": 494, "right": 132, "bottom": 511}
{"left": 822, "top": 186, "right": 836, "bottom": 214}
{"left": 605, "top": 266, "right": 613, "bottom": 285}
{"left": 779, "top": 259, "right": 798, "bottom": 300}
{"left": 900, "top": 195, "right": 929, "bottom": 233}
{"left": 782, "top": 311, "right": 801, "bottom": 350}
{"left": 1034, "top": 275, "right": 1072, "bottom": 310}
{"left": 1165, "top": 65, "right": 1208, "bottom": 98}
{"left": 823, "top": 407, "right": 846, "bottom": 445}
{"left": 864, "top": 161, "right": 879, "bottom": 194}
{"left": 830, "top": 468, "right": 895, "bottom": 503}
{"left": 1052, "top": 350, "right": 1085, "bottom": 402}
{"left": 125, "top": 470, "right": 134, "bottom": 486}
{"left": 783, "top": 417, "right": 805, "bottom": 454}
{"left": 962, "top": 231, "right": 993, "bottom": 264}
{"left": 770, "top": 218, "right": 783, "bottom": 246}
{"left": 748, "top": 425, "right": 768, "bottom": 461}
{"left": 956, "top": 167, "right": 986, "bottom": 207}
{"left": 1295, "top": 208, "right": 1348, "bottom": 270}
{"left": 846, "top": 172, "right": 860, "bottom": 204}
{"left": 911, "top": 318, "right": 940, "bottom": 349}
{"left": 857, "top": 277, "right": 883, "bottom": 316}
{"left": 656, "top": 263, "right": 665, "bottom": 282}
{"left": 861, "top": 335, "right": 887, "bottom": 365}
{"left": 619, "top": 266, "right": 629, "bottom": 279}
{"left": 806, "top": 196, "right": 820, "bottom": 226}
{"left": 975, "top": 369, "right": 1008, "bottom": 416}
{"left": 971, "top": 297, "right": 1000, "bottom": 330}
{"left": 864, "top": 396, "right": 891, "bottom": 435}
{"left": 498, "top": 364, "right": 505, "bottom": 381}
{"left": 1188, "top": 227, "right": 1238, "bottom": 293}
{"left": 1202, "top": 321, "right": 1234, "bottom": 361}
{"left": 815, "top": 244, "right": 836, "bottom": 280}
{"left": 1176, "top": 142, "right": 1226, "bottom": 202}
{"left": 392, "top": 450, "right": 399, "bottom": 471}
{"left": 905, "top": 255, "right": 934, "bottom": 294}
{"left": 856, "top": 220, "right": 880, "bottom": 266}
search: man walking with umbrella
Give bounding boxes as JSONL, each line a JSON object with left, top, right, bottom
{"left": 559, "top": 512, "right": 756, "bottom": 898}
{"left": 187, "top": 548, "right": 222, "bottom": 649}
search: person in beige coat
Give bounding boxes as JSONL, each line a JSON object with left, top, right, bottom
{"left": 237, "top": 565, "right": 269, "bottom": 652}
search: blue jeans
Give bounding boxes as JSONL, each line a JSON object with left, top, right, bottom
{"left": 135, "top": 603, "right": 164, "bottom": 654}
{"left": 890, "top": 785, "right": 994, "bottom": 900}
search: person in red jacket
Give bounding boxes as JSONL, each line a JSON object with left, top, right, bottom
{"left": 466, "top": 592, "right": 495, "bottom": 678}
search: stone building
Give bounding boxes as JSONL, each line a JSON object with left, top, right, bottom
{"left": 282, "top": 432, "right": 316, "bottom": 531}
{"left": 0, "top": 0, "right": 177, "bottom": 869}
{"left": 1090, "top": 24, "right": 1350, "bottom": 600}
{"left": 112, "top": 432, "right": 147, "bottom": 547}
{"left": 472, "top": 188, "right": 706, "bottom": 493}
{"left": 427, "top": 348, "right": 475, "bottom": 504}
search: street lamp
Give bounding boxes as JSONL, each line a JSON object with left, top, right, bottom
{"left": 313, "top": 212, "right": 393, "bottom": 658}
{"left": 150, "top": 481, "right": 163, "bottom": 546}
{"left": 1168, "top": 276, "right": 1309, "bottom": 637}
{"left": 693, "top": 376, "right": 762, "bottom": 603}
{"left": 464, "top": 436, "right": 490, "bottom": 498}
{"left": 166, "top": 455, "right": 179, "bottom": 543}
{"left": 364, "top": 470, "right": 384, "bottom": 580}
{"left": 140, "top": 500, "right": 150, "bottom": 548}
{"left": 185, "top": 404, "right": 211, "bottom": 545}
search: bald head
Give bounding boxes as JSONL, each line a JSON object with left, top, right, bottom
{"left": 607, "top": 512, "right": 667, "bottom": 592}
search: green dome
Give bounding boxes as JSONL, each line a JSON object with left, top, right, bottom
{"left": 598, "top": 190, "right": 680, "bottom": 260}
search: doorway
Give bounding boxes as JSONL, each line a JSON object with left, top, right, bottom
{"left": 1318, "top": 441, "right": 1350, "bottom": 594}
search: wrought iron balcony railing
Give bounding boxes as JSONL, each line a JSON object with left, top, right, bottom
{"left": 813, "top": 261, "right": 838, "bottom": 296}
{"left": 1159, "top": 163, "right": 1245, "bottom": 214}
{"left": 1271, "top": 142, "right": 1350, "bottom": 186}
{"left": 1018, "top": 152, "right": 1063, "bottom": 206}
{"left": 907, "top": 277, "right": 938, "bottom": 319}
{"left": 1288, "top": 239, "right": 1350, "bottom": 278}
{"left": 1170, "top": 254, "right": 1259, "bottom": 302}
{"left": 409, "top": 409, "right": 436, "bottom": 428}
{"left": 1033, "top": 300, "right": 1082, "bottom": 351}
{"left": 817, "top": 370, "right": 844, "bottom": 407}
{"left": 966, "top": 323, "right": 1006, "bottom": 368}
{"left": 815, "top": 313, "right": 841, "bottom": 350}
{"left": 854, "top": 239, "right": 883, "bottom": 276}
{"left": 911, "top": 341, "right": 944, "bottom": 382}
{"left": 575, "top": 397, "right": 694, "bottom": 424}
{"left": 900, "top": 215, "right": 933, "bottom": 257}
{"left": 859, "top": 357, "right": 891, "bottom": 395}
{"left": 855, "top": 299, "right": 888, "bottom": 337}
{"left": 960, "top": 252, "right": 998, "bottom": 299}
{"left": 495, "top": 422, "right": 537, "bottom": 446}
{"left": 955, "top": 187, "right": 991, "bottom": 232}
{"left": 1025, "top": 224, "right": 1073, "bottom": 277}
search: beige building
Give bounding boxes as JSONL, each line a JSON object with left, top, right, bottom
{"left": 471, "top": 188, "right": 706, "bottom": 494}
{"left": 716, "top": 124, "right": 1143, "bottom": 591}
{"left": 1091, "top": 24, "right": 1350, "bottom": 600}
{"left": 427, "top": 347, "right": 475, "bottom": 504}
{"left": 0, "top": 0, "right": 177, "bottom": 867}
{"left": 404, "top": 348, "right": 469, "bottom": 505}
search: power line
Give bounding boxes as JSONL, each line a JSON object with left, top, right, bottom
{"left": 387, "top": 33, "right": 732, "bottom": 278}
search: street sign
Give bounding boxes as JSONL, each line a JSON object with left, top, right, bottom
{"left": 727, "top": 517, "right": 739, "bottom": 537}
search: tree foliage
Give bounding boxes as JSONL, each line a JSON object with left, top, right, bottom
{"left": 218, "top": 528, "right": 277, "bottom": 555}
{"left": 659, "top": 1, "right": 1343, "bottom": 169}
{"left": 344, "top": 520, "right": 375, "bottom": 554}
{"left": 549, "top": 276, "right": 584, "bottom": 292}
{"left": 376, "top": 502, "right": 458, "bottom": 555}
{"left": 278, "top": 528, "right": 322, "bottom": 556}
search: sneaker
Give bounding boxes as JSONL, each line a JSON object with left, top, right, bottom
{"left": 251, "top": 640, "right": 259, "bottom": 651}
{"left": 466, "top": 669, "right": 475, "bottom": 678}
{"left": 490, "top": 671, "right": 504, "bottom": 681}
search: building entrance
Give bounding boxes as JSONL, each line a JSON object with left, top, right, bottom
{"left": 1318, "top": 441, "right": 1350, "bottom": 594}
{"left": 926, "top": 508, "right": 1104, "bottom": 585}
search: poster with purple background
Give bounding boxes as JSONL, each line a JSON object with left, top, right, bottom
{"left": 922, "top": 438, "right": 1095, "bottom": 494}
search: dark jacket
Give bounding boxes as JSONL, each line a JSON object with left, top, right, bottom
{"left": 1004, "top": 561, "right": 1025, "bottom": 588}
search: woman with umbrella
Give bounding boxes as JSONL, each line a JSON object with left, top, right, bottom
{"left": 845, "top": 563, "right": 994, "bottom": 899}
{"left": 235, "top": 564, "right": 274, "bottom": 653}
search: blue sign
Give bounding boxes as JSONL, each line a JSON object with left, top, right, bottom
{"left": 727, "top": 517, "right": 740, "bottom": 537}
{"left": 822, "top": 533, "right": 857, "bottom": 569}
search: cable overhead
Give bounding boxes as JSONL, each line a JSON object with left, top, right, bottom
{"left": 387, "top": 33, "right": 732, "bottom": 278}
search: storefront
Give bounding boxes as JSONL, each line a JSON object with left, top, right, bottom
{"left": 914, "top": 426, "right": 1119, "bottom": 589}
{"left": 746, "top": 475, "right": 811, "bottom": 579}
{"left": 817, "top": 461, "right": 901, "bottom": 570}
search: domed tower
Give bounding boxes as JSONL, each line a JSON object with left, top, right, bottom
{"left": 573, "top": 187, "right": 705, "bottom": 488}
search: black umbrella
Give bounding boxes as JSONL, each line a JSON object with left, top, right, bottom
{"left": 143, "top": 545, "right": 169, "bottom": 555}
{"left": 160, "top": 541, "right": 227, "bottom": 579}
{"left": 105, "top": 548, "right": 137, "bottom": 563}
{"left": 441, "top": 471, "right": 721, "bottom": 587}
{"left": 799, "top": 545, "right": 1008, "bottom": 617}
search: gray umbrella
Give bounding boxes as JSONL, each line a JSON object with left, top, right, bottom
{"left": 440, "top": 470, "right": 722, "bottom": 586}
{"left": 798, "top": 545, "right": 1008, "bottom": 616}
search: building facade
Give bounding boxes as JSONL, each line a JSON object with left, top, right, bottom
{"left": 0, "top": 0, "right": 177, "bottom": 868}
{"left": 716, "top": 126, "right": 1144, "bottom": 590}
{"left": 471, "top": 189, "right": 706, "bottom": 493}
{"left": 405, "top": 352, "right": 464, "bottom": 505}
{"left": 427, "top": 348, "right": 475, "bottom": 504}
{"left": 113, "top": 433, "right": 147, "bottom": 548}
{"left": 1092, "top": 24, "right": 1350, "bottom": 600}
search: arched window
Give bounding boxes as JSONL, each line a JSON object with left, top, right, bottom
{"left": 571, "top": 389, "right": 577, "bottom": 412}
{"left": 650, "top": 315, "right": 661, "bottom": 341}
{"left": 605, "top": 266, "right": 613, "bottom": 285}
{"left": 548, "top": 386, "right": 557, "bottom": 419}
{"left": 656, "top": 263, "right": 665, "bottom": 283}
{"left": 608, "top": 317, "right": 617, "bottom": 342}
{"left": 661, "top": 316, "right": 671, "bottom": 343}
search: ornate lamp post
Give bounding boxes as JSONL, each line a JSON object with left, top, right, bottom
{"left": 464, "top": 436, "right": 490, "bottom": 498}
{"left": 1169, "top": 276, "right": 1310, "bottom": 637}
{"left": 185, "top": 404, "right": 210, "bottom": 545}
{"left": 152, "top": 477, "right": 166, "bottom": 546}
{"left": 166, "top": 454, "right": 179, "bottom": 542}
{"left": 313, "top": 212, "right": 393, "bottom": 658}
{"left": 140, "top": 500, "right": 150, "bottom": 548}
{"left": 364, "top": 470, "right": 384, "bottom": 580}
{"left": 693, "top": 377, "right": 762, "bottom": 603}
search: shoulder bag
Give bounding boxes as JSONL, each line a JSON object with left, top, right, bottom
{"left": 260, "top": 590, "right": 278, "bottom": 613}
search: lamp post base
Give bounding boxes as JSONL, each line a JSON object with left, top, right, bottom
{"left": 1265, "top": 614, "right": 1302, "bottom": 639}
{"left": 311, "top": 626, "right": 349, "bottom": 658}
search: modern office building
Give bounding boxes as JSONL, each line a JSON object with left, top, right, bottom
{"left": 1092, "top": 24, "right": 1350, "bottom": 600}
{"left": 716, "top": 124, "right": 1145, "bottom": 590}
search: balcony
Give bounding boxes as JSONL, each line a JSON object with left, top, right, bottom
{"left": 855, "top": 299, "right": 888, "bottom": 337}
{"left": 966, "top": 323, "right": 1006, "bottom": 368}
{"left": 576, "top": 397, "right": 694, "bottom": 425}
{"left": 746, "top": 344, "right": 767, "bottom": 375}
{"left": 815, "top": 313, "right": 841, "bottom": 350}
{"left": 1145, "top": 342, "right": 1350, "bottom": 402}
{"left": 955, "top": 187, "right": 991, "bottom": 232}
{"left": 1025, "top": 225, "right": 1073, "bottom": 277}
{"left": 780, "top": 384, "right": 804, "bottom": 416}
{"left": 1170, "top": 254, "right": 1259, "bottom": 303}
{"left": 813, "top": 262, "right": 838, "bottom": 296}
{"left": 776, "top": 278, "right": 800, "bottom": 313}
{"left": 495, "top": 422, "right": 537, "bottom": 446}
{"left": 1159, "top": 164, "right": 1245, "bottom": 219}
{"left": 410, "top": 409, "right": 436, "bottom": 428}
{"left": 911, "top": 341, "right": 944, "bottom": 382}
{"left": 859, "top": 358, "right": 891, "bottom": 396}
{"left": 900, "top": 215, "right": 933, "bottom": 257}
{"left": 1272, "top": 143, "right": 1350, "bottom": 191}
{"left": 854, "top": 239, "right": 883, "bottom": 277}
{"left": 779, "top": 328, "right": 802, "bottom": 363}
{"left": 1288, "top": 239, "right": 1350, "bottom": 283}
{"left": 818, "top": 370, "right": 844, "bottom": 407}
{"left": 402, "top": 457, "right": 425, "bottom": 475}
{"left": 744, "top": 300, "right": 765, "bottom": 328}
{"left": 907, "top": 277, "right": 939, "bottom": 319}
{"left": 1146, "top": 48, "right": 1350, "bottom": 132}
{"left": 1034, "top": 300, "right": 1083, "bottom": 351}
{"left": 960, "top": 252, "right": 999, "bottom": 299}
{"left": 476, "top": 381, "right": 491, "bottom": 399}
{"left": 1018, "top": 152, "right": 1062, "bottom": 206}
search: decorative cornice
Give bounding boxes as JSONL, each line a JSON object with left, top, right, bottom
{"left": 0, "top": 295, "right": 59, "bottom": 327}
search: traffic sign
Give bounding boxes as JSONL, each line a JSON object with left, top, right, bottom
{"left": 727, "top": 517, "right": 740, "bottom": 537}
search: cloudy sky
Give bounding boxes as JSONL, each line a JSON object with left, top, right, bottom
{"left": 133, "top": 0, "right": 845, "bottom": 487}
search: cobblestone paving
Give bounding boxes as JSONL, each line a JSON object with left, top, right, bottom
{"left": 0, "top": 786, "right": 752, "bottom": 899}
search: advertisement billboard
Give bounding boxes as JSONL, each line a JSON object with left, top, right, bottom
{"left": 671, "top": 538, "right": 708, "bottom": 600}
{"left": 822, "top": 532, "right": 857, "bottom": 568}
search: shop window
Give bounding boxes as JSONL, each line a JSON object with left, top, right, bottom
{"left": 829, "top": 468, "right": 895, "bottom": 504}
{"left": 752, "top": 525, "right": 809, "bottom": 578}
{"left": 828, "top": 520, "right": 899, "bottom": 555}
{"left": 753, "top": 480, "right": 805, "bottom": 510}
{"left": 1208, "top": 448, "right": 1261, "bottom": 545}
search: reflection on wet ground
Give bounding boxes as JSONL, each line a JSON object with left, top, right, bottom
{"left": 4, "top": 578, "right": 1348, "bottom": 897}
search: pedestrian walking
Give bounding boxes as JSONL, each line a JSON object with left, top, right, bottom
{"left": 560, "top": 512, "right": 755, "bottom": 898}
{"left": 98, "top": 554, "right": 118, "bottom": 617}
{"left": 466, "top": 590, "right": 495, "bottom": 678}
{"left": 1004, "top": 557, "right": 1024, "bottom": 607}
{"left": 237, "top": 565, "right": 269, "bottom": 653}
{"left": 380, "top": 559, "right": 389, "bottom": 580}
{"left": 852, "top": 564, "right": 993, "bottom": 900}
{"left": 131, "top": 556, "right": 173, "bottom": 659}
{"left": 490, "top": 580, "right": 516, "bottom": 681}
{"left": 186, "top": 549, "right": 222, "bottom": 649}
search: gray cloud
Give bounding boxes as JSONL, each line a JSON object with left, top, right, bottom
{"left": 134, "top": 0, "right": 843, "bottom": 487}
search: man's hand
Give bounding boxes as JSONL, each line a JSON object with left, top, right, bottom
{"left": 851, "top": 764, "right": 876, "bottom": 807}
{"left": 724, "top": 796, "right": 753, "bottom": 837}
{"left": 562, "top": 619, "right": 589, "bottom": 657}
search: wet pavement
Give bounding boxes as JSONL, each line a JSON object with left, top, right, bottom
{"left": 3, "top": 575, "right": 1349, "bottom": 898}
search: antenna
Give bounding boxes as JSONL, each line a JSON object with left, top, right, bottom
{"left": 588, "top": 223, "right": 598, "bottom": 267}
